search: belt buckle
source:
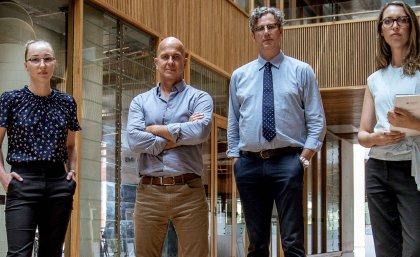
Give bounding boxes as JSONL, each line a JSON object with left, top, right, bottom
{"left": 259, "top": 150, "right": 270, "bottom": 159}
{"left": 161, "top": 176, "right": 176, "bottom": 186}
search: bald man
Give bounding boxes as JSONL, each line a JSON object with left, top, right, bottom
{"left": 127, "top": 37, "right": 213, "bottom": 257}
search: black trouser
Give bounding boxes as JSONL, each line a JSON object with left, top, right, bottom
{"left": 5, "top": 161, "right": 76, "bottom": 257}
{"left": 366, "top": 158, "right": 420, "bottom": 257}
{"left": 234, "top": 150, "right": 305, "bottom": 257}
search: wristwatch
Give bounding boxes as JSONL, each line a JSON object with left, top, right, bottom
{"left": 299, "top": 156, "right": 310, "bottom": 168}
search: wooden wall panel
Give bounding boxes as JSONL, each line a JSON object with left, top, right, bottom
{"left": 283, "top": 20, "right": 377, "bottom": 88}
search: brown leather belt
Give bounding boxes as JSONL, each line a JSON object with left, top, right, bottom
{"left": 241, "top": 147, "right": 301, "bottom": 159}
{"left": 140, "top": 173, "right": 200, "bottom": 186}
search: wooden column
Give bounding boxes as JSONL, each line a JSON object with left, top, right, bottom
{"left": 65, "top": 1, "right": 83, "bottom": 257}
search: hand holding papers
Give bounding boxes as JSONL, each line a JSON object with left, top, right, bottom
{"left": 389, "top": 94, "right": 420, "bottom": 137}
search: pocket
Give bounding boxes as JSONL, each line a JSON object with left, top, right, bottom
{"left": 64, "top": 178, "right": 77, "bottom": 196}
{"left": 69, "top": 179, "right": 77, "bottom": 191}
{"left": 297, "top": 153, "right": 304, "bottom": 168}
{"left": 137, "top": 180, "right": 146, "bottom": 191}
{"left": 233, "top": 157, "right": 242, "bottom": 179}
{"left": 186, "top": 178, "right": 203, "bottom": 189}
{"left": 49, "top": 177, "right": 76, "bottom": 197}
{"left": 233, "top": 156, "right": 240, "bottom": 169}
{"left": 6, "top": 179, "right": 18, "bottom": 195}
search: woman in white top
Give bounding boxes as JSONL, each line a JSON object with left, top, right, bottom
{"left": 358, "top": 1, "right": 420, "bottom": 256}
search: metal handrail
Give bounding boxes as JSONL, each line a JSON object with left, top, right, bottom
{"left": 285, "top": 5, "right": 420, "bottom": 24}
{"left": 286, "top": 10, "right": 380, "bottom": 23}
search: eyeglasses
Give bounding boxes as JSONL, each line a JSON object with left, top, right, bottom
{"left": 26, "top": 56, "right": 56, "bottom": 64}
{"left": 253, "top": 23, "right": 279, "bottom": 33}
{"left": 381, "top": 16, "right": 410, "bottom": 28}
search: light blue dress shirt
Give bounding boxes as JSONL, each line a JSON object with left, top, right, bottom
{"left": 127, "top": 80, "right": 213, "bottom": 176}
{"left": 227, "top": 51, "right": 326, "bottom": 157}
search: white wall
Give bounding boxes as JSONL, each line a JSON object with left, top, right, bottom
{"left": 341, "top": 140, "right": 367, "bottom": 257}
{"left": 0, "top": 43, "right": 30, "bottom": 257}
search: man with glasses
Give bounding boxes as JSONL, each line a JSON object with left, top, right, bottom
{"left": 227, "top": 7, "right": 326, "bottom": 257}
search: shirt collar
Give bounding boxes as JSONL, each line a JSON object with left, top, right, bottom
{"left": 24, "top": 85, "right": 55, "bottom": 99}
{"left": 257, "top": 51, "right": 284, "bottom": 70}
{"left": 155, "top": 80, "right": 187, "bottom": 96}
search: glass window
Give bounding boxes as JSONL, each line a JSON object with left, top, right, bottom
{"left": 325, "top": 134, "right": 341, "bottom": 252}
{"left": 234, "top": 0, "right": 251, "bottom": 12}
{"left": 254, "top": 0, "right": 265, "bottom": 8}
{"left": 0, "top": 1, "right": 69, "bottom": 91}
{"left": 306, "top": 133, "right": 341, "bottom": 255}
{"left": 81, "top": 4, "right": 155, "bottom": 256}
{"left": 190, "top": 60, "right": 229, "bottom": 117}
{"left": 284, "top": 0, "right": 420, "bottom": 25}
{"left": 190, "top": 61, "right": 230, "bottom": 256}
{"left": 0, "top": 1, "right": 68, "bottom": 256}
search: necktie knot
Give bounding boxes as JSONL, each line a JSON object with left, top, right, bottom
{"left": 265, "top": 62, "right": 272, "bottom": 69}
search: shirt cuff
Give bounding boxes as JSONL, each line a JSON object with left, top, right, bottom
{"left": 151, "top": 136, "right": 168, "bottom": 155}
{"left": 166, "top": 123, "right": 180, "bottom": 143}
{"left": 226, "top": 149, "right": 240, "bottom": 158}
{"left": 304, "top": 137, "right": 324, "bottom": 152}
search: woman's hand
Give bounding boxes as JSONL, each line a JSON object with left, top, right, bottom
{"left": 388, "top": 107, "right": 420, "bottom": 131}
{"left": 66, "top": 170, "right": 76, "bottom": 181}
{"left": 372, "top": 130, "right": 406, "bottom": 146}
{"left": 0, "top": 172, "right": 23, "bottom": 192}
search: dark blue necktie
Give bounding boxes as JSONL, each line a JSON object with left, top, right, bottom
{"left": 262, "top": 62, "right": 276, "bottom": 141}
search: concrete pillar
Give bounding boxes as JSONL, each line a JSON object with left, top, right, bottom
{"left": 341, "top": 141, "right": 366, "bottom": 257}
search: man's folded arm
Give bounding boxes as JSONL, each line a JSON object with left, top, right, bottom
{"left": 126, "top": 98, "right": 167, "bottom": 155}
{"left": 166, "top": 92, "right": 213, "bottom": 145}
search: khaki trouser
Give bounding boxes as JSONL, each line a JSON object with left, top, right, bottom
{"left": 134, "top": 177, "right": 209, "bottom": 257}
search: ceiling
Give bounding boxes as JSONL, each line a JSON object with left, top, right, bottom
{"left": 11, "top": 0, "right": 68, "bottom": 13}
{"left": 10, "top": 0, "right": 68, "bottom": 34}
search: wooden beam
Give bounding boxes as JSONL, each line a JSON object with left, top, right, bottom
{"left": 66, "top": 1, "right": 83, "bottom": 257}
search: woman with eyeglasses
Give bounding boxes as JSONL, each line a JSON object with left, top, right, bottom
{"left": 0, "top": 39, "right": 81, "bottom": 257}
{"left": 358, "top": 1, "right": 420, "bottom": 256}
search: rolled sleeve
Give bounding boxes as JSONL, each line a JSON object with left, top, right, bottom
{"left": 302, "top": 65, "right": 326, "bottom": 152}
{"left": 126, "top": 96, "right": 166, "bottom": 155}
{"left": 167, "top": 123, "right": 181, "bottom": 142}
{"left": 227, "top": 72, "right": 241, "bottom": 158}
{"left": 304, "top": 137, "right": 324, "bottom": 152}
{"left": 167, "top": 92, "right": 213, "bottom": 145}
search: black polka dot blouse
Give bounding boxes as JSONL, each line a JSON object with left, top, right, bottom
{"left": 0, "top": 86, "right": 81, "bottom": 164}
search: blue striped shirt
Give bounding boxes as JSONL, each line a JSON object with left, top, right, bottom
{"left": 227, "top": 51, "right": 326, "bottom": 157}
{"left": 127, "top": 80, "right": 213, "bottom": 176}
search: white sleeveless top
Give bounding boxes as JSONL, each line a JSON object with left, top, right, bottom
{"left": 367, "top": 64, "right": 420, "bottom": 190}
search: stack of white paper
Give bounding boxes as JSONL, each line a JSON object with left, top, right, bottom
{"left": 390, "top": 94, "right": 420, "bottom": 137}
